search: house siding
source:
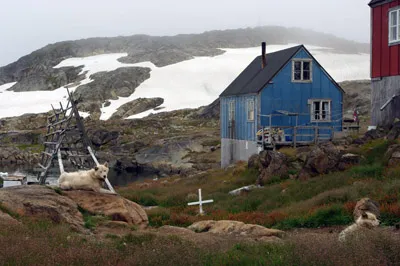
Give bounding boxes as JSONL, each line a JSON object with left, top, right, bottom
{"left": 220, "top": 95, "right": 258, "bottom": 141}
{"left": 259, "top": 48, "right": 343, "bottom": 140}
{"left": 371, "top": 76, "right": 400, "bottom": 126}
{"left": 371, "top": 0, "right": 400, "bottom": 78}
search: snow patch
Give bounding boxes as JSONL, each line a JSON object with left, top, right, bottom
{"left": 0, "top": 44, "right": 370, "bottom": 120}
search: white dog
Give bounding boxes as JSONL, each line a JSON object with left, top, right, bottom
{"left": 58, "top": 162, "right": 110, "bottom": 193}
{"left": 338, "top": 211, "right": 380, "bottom": 242}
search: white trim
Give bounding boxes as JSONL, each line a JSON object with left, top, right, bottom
{"left": 247, "top": 99, "right": 255, "bottom": 121}
{"left": 389, "top": 7, "right": 400, "bottom": 44}
{"left": 292, "top": 59, "right": 313, "bottom": 83}
{"left": 309, "top": 99, "right": 332, "bottom": 122}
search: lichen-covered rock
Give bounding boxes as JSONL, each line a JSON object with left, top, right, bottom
{"left": 63, "top": 190, "right": 148, "bottom": 229}
{"left": 256, "top": 151, "right": 289, "bottom": 185}
{"left": 0, "top": 185, "right": 84, "bottom": 231}
{"left": 188, "top": 220, "right": 284, "bottom": 241}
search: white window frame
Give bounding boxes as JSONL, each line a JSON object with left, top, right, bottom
{"left": 309, "top": 99, "right": 331, "bottom": 122}
{"left": 389, "top": 8, "right": 400, "bottom": 44}
{"left": 247, "top": 99, "right": 255, "bottom": 121}
{"left": 292, "top": 59, "right": 313, "bottom": 83}
{"left": 228, "top": 100, "right": 235, "bottom": 121}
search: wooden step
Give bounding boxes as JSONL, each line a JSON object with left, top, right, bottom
{"left": 42, "top": 151, "right": 54, "bottom": 157}
{"left": 47, "top": 117, "right": 71, "bottom": 127}
{"left": 44, "top": 142, "right": 59, "bottom": 145}
{"left": 44, "top": 130, "right": 64, "bottom": 137}
{"left": 48, "top": 106, "right": 72, "bottom": 119}
{"left": 38, "top": 163, "right": 48, "bottom": 170}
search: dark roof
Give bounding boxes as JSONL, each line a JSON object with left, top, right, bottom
{"left": 220, "top": 45, "right": 344, "bottom": 97}
{"left": 368, "top": 0, "right": 394, "bottom": 7}
{"left": 220, "top": 45, "right": 302, "bottom": 97}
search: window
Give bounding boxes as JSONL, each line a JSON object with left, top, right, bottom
{"left": 310, "top": 99, "right": 331, "bottom": 122}
{"left": 389, "top": 8, "right": 400, "bottom": 44}
{"left": 228, "top": 100, "right": 235, "bottom": 121}
{"left": 292, "top": 59, "right": 312, "bottom": 82}
{"left": 247, "top": 100, "right": 255, "bottom": 121}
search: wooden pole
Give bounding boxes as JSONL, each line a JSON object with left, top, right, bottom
{"left": 87, "top": 146, "right": 116, "bottom": 194}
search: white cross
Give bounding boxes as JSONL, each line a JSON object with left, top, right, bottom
{"left": 187, "top": 188, "right": 214, "bottom": 215}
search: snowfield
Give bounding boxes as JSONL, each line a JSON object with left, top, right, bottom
{"left": 0, "top": 44, "right": 370, "bottom": 120}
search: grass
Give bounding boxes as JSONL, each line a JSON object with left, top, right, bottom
{"left": 117, "top": 137, "right": 400, "bottom": 230}
{"left": 16, "top": 144, "right": 44, "bottom": 154}
{"left": 77, "top": 206, "right": 109, "bottom": 230}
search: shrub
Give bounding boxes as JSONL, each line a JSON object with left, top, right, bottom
{"left": 147, "top": 207, "right": 171, "bottom": 227}
{"left": 275, "top": 204, "right": 352, "bottom": 230}
{"left": 350, "top": 164, "right": 384, "bottom": 179}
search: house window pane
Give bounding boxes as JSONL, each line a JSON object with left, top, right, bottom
{"left": 391, "top": 11, "right": 397, "bottom": 27}
{"left": 313, "top": 102, "right": 320, "bottom": 120}
{"left": 303, "top": 71, "right": 310, "bottom": 80}
{"left": 247, "top": 100, "right": 254, "bottom": 121}
{"left": 294, "top": 72, "right": 301, "bottom": 80}
{"left": 322, "top": 101, "right": 329, "bottom": 120}
{"left": 391, "top": 26, "right": 397, "bottom": 42}
{"left": 294, "top": 61, "right": 301, "bottom": 71}
{"left": 303, "top": 62, "right": 310, "bottom": 71}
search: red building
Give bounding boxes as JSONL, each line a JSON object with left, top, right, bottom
{"left": 369, "top": 0, "right": 400, "bottom": 126}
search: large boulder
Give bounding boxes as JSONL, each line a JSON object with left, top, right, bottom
{"left": 0, "top": 185, "right": 84, "bottom": 231}
{"left": 338, "top": 153, "right": 361, "bottom": 171}
{"left": 387, "top": 121, "right": 400, "bottom": 141}
{"left": 353, "top": 198, "right": 380, "bottom": 221}
{"left": 385, "top": 144, "right": 400, "bottom": 167}
{"left": 188, "top": 220, "right": 284, "bottom": 241}
{"left": 63, "top": 190, "right": 148, "bottom": 229}
{"left": 256, "top": 151, "right": 289, "bottom": 185}
{"left": 298, "top": 142, "right": 341, "bottom": 180}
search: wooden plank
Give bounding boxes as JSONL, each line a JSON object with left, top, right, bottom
{"left": 381, "top": 4, "right": 390, "bottom": 77}
{"left": 372, "top": 6, "right": 382, "bottom": 78}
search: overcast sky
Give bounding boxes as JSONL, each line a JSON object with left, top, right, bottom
{"left": 0, "top": 0, "right": 371, "bottom": 66}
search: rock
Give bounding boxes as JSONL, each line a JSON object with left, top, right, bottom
{"left": 353, "top": 198, "right": 380, "bottom": 221}
{"left": 387, "top": 122, "right": 400, "bottom": 140}
{"left": 384, "top": 144, "right": 400, "bottom": 167}
{"left": 73, "top": 67, "right": 151, "bottom": 104}
{"left": 0, "top": 185, "right": 84, "bottom": 231}
{"left": 247, "top": 154, "right": 261, "bottom": 170}
{"left": 229, "top": 185, "right": 259, "bottom": 196}
{"left": 298, "top": 143, "right": 341, "bottom": 179}
{"left": 188, "top": 220, "right": 284, "bottom": 240}
{"left": 110, "top": 97, "right": 164, "bottom": 119}
{"left": 338, "top": 153, "right": 361, "bottom": 171}
{"left": 256, "top": 151, "right": 289, "bottom": 185}
{"left": 90, "top": 129, "right": 119, "bottom": 147}
{"left": 190, "top": 98, "right": 220, "bottom": 120}
{"left": 63, "top": 190, "right": 148, "bottom": 229}
{"left": 0, "top": 211, "right": 21, "bottom": 225}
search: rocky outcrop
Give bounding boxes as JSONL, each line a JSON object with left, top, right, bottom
{"left": 64, "top": 190, "right": 148, "bottom": 229}
{"left": 255, "top": 151, "right": 289, "bottom": 185}
{"left": 190, "top": 98, "right": 220, "bottom": 120}
{"left": 384, "top": 144, "right": 400, "bottom": 167}
{"left": 0, "top": 112, "right": 48, "bottom": 130}
{"left": 387, "top": 121, "right": 400, "bottom": 141}
{"left": 110, "top": 97, "right": 164, "bottom": 119}
{"left": 298, "top": 143, "right": 342, "bottom": 180}
{"left": 0, "top": 146, "right": 40, "bottom": 165}
{"left": 90, "top": 129, "right": 119, "bottom": 147}
{"left": 0, "top": 185, "right": 84, "bottom": 231}
{"left": 188, "top": 220, "right": 284, "bottom": 241}
{"left": 0, "top": 185, "right": 148, "bottom": 230}
{"left": 73, "top": 67, "right": 151, "bottom": 104}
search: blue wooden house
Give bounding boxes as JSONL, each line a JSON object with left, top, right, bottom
{"left": 219, "top": 43, "right": 344, "bottom": 167}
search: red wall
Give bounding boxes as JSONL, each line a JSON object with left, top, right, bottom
{"left": 372, "top": 0, "right": 400, "bottom": 78}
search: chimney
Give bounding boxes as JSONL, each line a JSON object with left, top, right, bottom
{"left": 261, "top": 42, "right": 266, "bottom": 69}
